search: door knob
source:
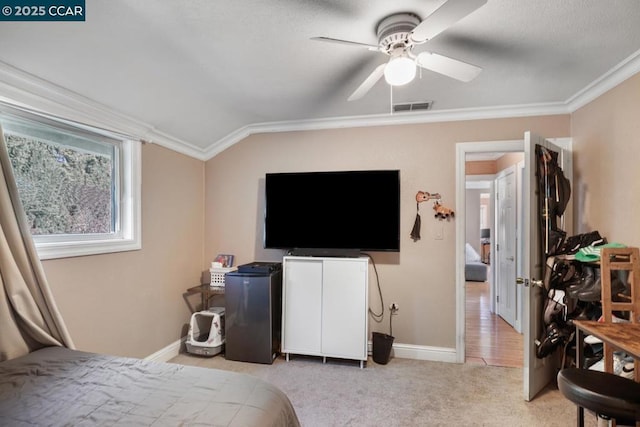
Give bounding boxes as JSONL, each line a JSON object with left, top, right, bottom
{"left": 516, "top": 277, "right": 543, "bottom": 288}
{"left": 507, "top": 256, "right": 514, "bottom": 261}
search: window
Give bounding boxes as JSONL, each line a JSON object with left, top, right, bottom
{"left": 1, "top": 107, "right": 141, "bottom": 259}
{"left": 480, "top": 192, "right": 490, "bottom": 228}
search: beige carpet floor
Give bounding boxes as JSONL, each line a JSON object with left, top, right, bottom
{"left": 169, "top": 352, "right": 599, "bottom": 426}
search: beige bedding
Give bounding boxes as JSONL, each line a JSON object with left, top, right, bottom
{"left": 0, "top": 346, "right": 300, "bottom": 426}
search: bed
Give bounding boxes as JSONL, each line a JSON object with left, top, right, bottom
{"left": 0, "top": 346, "right": 300, "bottom": 426}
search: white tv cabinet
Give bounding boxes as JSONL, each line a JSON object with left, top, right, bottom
{"left": 281, "top": 256, "right": 369, "bottom": 368}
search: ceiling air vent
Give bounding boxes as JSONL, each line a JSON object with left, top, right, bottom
{"left": 392, "top": 101, "right": 432, "bottom": 113}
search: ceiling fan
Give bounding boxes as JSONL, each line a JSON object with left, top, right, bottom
{"left": 312, "top": 0, "right": 487, "bottom": 101}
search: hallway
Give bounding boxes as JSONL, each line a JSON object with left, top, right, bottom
{"left": 465, "top": 280, "right": 523, "bottom": 367}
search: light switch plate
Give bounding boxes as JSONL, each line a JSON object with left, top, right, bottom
{"left": 433, "top": 223, "right": 444, "bottom": 240}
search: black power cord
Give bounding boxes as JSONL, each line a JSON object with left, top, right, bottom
{"left": 361, "top": 252, "right": 384, "bottom": 324}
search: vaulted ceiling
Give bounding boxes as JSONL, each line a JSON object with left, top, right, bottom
{"left": 1, "top": 1, "right": 640, "bottom": 159}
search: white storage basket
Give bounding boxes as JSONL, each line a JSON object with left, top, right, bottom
{"left": 210, "top": 267, "right": 236, "bottom": 287}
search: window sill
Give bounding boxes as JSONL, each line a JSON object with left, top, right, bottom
{"left": 36, "top": 237, "right": 141, "bottom": 260}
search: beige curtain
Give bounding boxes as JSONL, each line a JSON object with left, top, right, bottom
{"left": 0, "top": 124, "right": 74, "bottom": 361}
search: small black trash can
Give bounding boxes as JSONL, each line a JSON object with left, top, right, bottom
{"left": 372, "top": 332, "right": 394, "bottom": 365}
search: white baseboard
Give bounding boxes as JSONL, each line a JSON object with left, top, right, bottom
{"left": 150, "top": 338, "right": 457, "bottom": 364}
{"left": 146, "top": 337, "right": 185, "bottom": 362}
{"left": 392, "top": 343, "right": 457, "bottom": 363}
{"left": 368, "top": 340, "right": 457, "bottom": 363}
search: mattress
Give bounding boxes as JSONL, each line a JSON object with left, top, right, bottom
{"left": 0, "top": 346, "right": 300, "bottom": 426}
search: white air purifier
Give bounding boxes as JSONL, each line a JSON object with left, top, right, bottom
{"left": 185, "top": 307, "right": 225, "bottom": 357}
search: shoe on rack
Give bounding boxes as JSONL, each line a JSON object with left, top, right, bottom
{"left": 536, "top": 322, "right": 569, "bottom": 359}
{"left": 563, "top": 340, "right": 603, "bottom": 369}
{"left": 586, "top": 341, "right": 603, "bottom": 358}
{"left": 575, "top": 267, "right": 602, "bottom": 301}
{"left": 617, "top": 270, "right": 631, "bottom": 296}
{"left": 566, "top": 302, "right": 602, "bottom": 327}
{"left": 579, "top": 271, "right": 626, "bottom": 302}
{"left": 569, "top": 302, "right": 602, "bottom": 321}
{"left": 543, "top": 290, "right": 566, "bottom": 325}
{"left": 549, "top": 260, "right": 582, "bottom": 290}
{"left": 556, "top": 231, "right": 604, "bottom": 255}
{"left": 584, "top": 352, "right": 604, "bottom": 370}
{"left": 562, "top": 263, "right": 582, "bottom": 288}
{"left": 567, "top": 266, "right": 595, "bottom": 298}
{"left": 567, "top": 302, "right": 590, "bottom": 322}
{"left": 589, "top": 353, "right": 628, "bottom": 376}
{"left": 621, "top": 364, "right": 635, "bottom": 380}
{"left": 584, "top": 334, "right": 602, "bottom": 345}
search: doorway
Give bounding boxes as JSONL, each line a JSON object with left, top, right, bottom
{"left": 464, "top": 154, "right": 523, "bottom": 368}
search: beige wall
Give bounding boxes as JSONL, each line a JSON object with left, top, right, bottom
{"left": 496, "top": 152, "right": 524, "bottom": 172}
{"left": 205, "top": 115, "right": 569, "bottom": 348}
{"left": 571, "top": 72, "right": 640, "bottom": 247}
{"left": 42, "top": 143, "right": 204, "bottom": 358}
{"left": 466, "top": 160, "right": 497, "bottom": 175}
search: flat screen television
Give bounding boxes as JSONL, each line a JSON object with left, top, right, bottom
{"left": 264, "top": 170, "right": 400, "bottom": 255}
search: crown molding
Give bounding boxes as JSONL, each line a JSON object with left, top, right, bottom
{"left": 202, "top": 124, "right": 254, "bottom": 159}
{"left": 0, "top": 60, "right": 208, "bottom": 160}
{"left": 203, "top": 101, "right": 570, "bottom": 160}
{"left": 203, "top": 48, "right": 640, "bottom": 160}
{"left": 3, "top": 46, "right": 640, "bottom": 163}
{"left": 565, "top": 47, "right": 640, "bottom": 113}
{"left": 142, "top": 127, "right": 208, "bottom": 160}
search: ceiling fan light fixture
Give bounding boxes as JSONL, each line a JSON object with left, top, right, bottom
{"left": 384, "top": 56, "right": 416, "bottom": 86}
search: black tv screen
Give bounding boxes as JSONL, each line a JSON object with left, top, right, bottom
{"left": 264, "top": 170, "right": 400, "bottom": 253}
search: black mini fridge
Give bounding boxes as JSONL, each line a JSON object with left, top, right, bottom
{"left": 224, "top": 265, "right": 282, "bottom": 364}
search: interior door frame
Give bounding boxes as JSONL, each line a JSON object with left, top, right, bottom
{"left": 455, "top": 139, "right": 524, "bottom": 363}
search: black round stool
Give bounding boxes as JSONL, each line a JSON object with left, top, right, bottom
{"left": 557, "top": 368, "right": 640, "bottom": 425}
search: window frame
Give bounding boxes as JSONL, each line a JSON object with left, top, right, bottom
{"left": 1, "top": 107, "right": 142, "bottom": 260}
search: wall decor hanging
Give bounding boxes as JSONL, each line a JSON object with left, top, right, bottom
{"left": 433, "top": 200, "right": 455, "bottom": 219}
{"left": 410, "top": 191, "right": 454, "bottom": 241}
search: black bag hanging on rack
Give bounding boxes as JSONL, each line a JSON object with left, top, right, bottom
{"left": 535, "top": 144, "right": 572, "bottom": 257}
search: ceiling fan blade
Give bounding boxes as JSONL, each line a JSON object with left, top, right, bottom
{"left": 416, "top": 52, "right": 481, "bottom": 82}
{"left": 411, "top": 0, "right": 487, "bottom": 43}
{"left": 311, "top": 37, "right": 379, "bottom": 51}
{"left": 348, "top": 63, "right": 386, "bottom": 101}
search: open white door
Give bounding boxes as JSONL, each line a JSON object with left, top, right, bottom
{"left": 522, "top": 132, "right": 572, "bottom": 401}
{"left": 496, "top": 166, "right": 517, "bottom": 328}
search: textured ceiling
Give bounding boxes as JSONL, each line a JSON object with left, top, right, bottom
{"left": 1, "top": 0, "right": 640, "bottom": 156}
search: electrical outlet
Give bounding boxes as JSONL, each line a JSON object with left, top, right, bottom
{"left": 390, "top": 303, "right": 399, "bottom": 313}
